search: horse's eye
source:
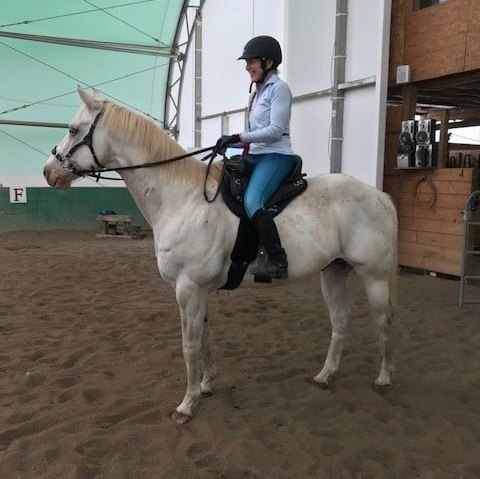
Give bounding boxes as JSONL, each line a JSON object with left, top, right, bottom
{"left": 69, "top": 127, "right": 78, "bottom": 136}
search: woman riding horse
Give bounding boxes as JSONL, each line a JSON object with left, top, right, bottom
{"left": 44, "top": 85, "right": 398, "bottom": 424}
{"left": 216, "top": 36, "right": 296, "bottom": 279}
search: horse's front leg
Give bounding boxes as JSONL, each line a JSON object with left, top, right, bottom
{"left": 200, "top": 316, "right": 217, "bottom": 396}
{"left": 172, "top": 279, "right": 208, "bottom": 424}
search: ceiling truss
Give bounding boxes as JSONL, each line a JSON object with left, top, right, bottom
{"left": 0, "top": 1, "right": 205, "bottom": 141}
{"left": 163, "top": 0, "right": 205, "bottom": 139}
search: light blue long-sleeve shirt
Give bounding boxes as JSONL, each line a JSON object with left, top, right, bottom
{"left": 239, "top": 74, "right": 295, "bottom": 155}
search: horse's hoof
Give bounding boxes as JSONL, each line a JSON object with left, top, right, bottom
{"left": 309, "top": 377, "right": 330, "bottom": 390}
{"left": 373, "top": 381, "right": 393, "bottom": 394}
{"left": 171, "top": 411, "right": 193, "bottom": 425}
{"left": 200, "top": 390, "right": 213, "bottom": 398}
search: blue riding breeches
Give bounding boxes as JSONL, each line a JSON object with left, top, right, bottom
{"left": 243, "top": 153, "right": 296, "bottom": 218}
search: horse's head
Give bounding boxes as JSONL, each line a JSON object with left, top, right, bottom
{"left": 44, "top": 86, "right": 107, "bottom": 189}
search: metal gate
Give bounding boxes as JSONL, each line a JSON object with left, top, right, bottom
{"left": 459, "top": 189, "right": 480, "bottom": 306}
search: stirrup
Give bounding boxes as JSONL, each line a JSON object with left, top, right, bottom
{"left": 250, "top": 246, "right": 288, "bottom": 281}
{"left": 265, "top": 261, "right": 288, "bottom": 279}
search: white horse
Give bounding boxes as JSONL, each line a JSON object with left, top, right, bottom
{"left": 44, "top": 87, "right": 398, "bottom": 424}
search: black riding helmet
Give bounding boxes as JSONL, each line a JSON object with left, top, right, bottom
{"left": 238, "top": 36, "right": 282, "bottom": 89}
{"left": 238, "top": 35, "right": 282, "bottom": 68}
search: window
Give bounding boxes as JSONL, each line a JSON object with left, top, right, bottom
{"left": 413, "top": 0, "right": 448, "bottom": 10}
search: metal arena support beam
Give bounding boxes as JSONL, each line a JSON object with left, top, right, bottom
{"left": 330, "top": 0, "right": 348, "bottom": 174}
{"left": 0, "top": 30, "right": 176, "bottom": 57}
{"left": 0, "top": 119, "right": 67, "bottom": 128}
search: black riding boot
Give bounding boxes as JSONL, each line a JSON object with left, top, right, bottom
{"left": 251, "top": 208, "right": 288, "bottom": 279}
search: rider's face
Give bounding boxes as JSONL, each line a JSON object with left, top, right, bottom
{"left": 245, "top": 58, "right": 273, "bottom": 83}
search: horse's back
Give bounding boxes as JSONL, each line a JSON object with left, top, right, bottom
{"left": 273, "top": 173, "right": 397, "bottom": 276}
{"left": 305, "top": 173, "right": 394, "bottom": 207}
{"left": 286, "top": 173, "right": 396, "bottom": 227}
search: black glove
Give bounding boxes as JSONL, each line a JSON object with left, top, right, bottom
{"left": 215, "top": 134, "right": 241, "bottom": 152}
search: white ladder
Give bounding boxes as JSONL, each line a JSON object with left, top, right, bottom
{"left": 459, "top": 189, "right": 480, "bottom": 306}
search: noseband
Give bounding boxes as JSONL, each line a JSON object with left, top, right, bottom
{"left": 51, "top": 109, "right": 104, "bottom": 175}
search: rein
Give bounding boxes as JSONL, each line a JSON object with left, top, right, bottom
{"left": 76, "top": 145, "right": 218, "bottom": 177}
{"left": 80, "top": 146, "right": 225, "bottom": 203}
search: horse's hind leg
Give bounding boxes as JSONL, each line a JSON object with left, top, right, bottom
{"left": 314, "top": 260, "right": 352, "bottom": 388}
{"left": 200, "top": 316, "right": 217, "bottom": 396}
{"left": 362, "top": 277, "right": 395, "bottom": 388}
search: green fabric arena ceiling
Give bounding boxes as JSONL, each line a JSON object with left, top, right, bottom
{"left": 0, "top": 0, "right": 195, "bottom": 182}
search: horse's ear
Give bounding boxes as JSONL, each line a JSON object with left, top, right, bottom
{"left": 78, "top": 85, "right": 102, "bottom": 111}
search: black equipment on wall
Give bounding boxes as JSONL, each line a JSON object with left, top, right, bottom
{"left": 415, "top": 119, "right": 436, "bottom": 168}
{"left": 397, "top": 119, "right": 437, "bottom": 169}
{"left": 396, "top": 120, "right": 416, "bottom": 168}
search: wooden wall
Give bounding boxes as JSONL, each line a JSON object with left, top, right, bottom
{"left": 384, "top": 108, "right": 480, "bottom": 276}
{"left": 385, "top": 167, "right": 479, "bottom": 277}
{"left": 387, "top": 168, "right": 477, "bottom": 276}
{"left": 389, "top": 0, "right": 480, "bottom": 84}
{"left": 386, "top": 2, "right": 480, "bottom": 276}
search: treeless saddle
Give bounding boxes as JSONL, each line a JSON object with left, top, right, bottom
{"left": 219, "top": 155, "right": 308, "bottom": 290}
{"left": 220, "top": 154, "right": 308, "bottom": 219}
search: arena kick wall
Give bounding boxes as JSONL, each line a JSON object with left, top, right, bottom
{"left": 0, "top": 187, "right": 148, "bottom": 233}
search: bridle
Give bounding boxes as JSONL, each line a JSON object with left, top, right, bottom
{"left": 49, "top": 107, "right": 222, "bottom": 201}
{"left": 51, "top": 109, "right": 104, "bottom": 175}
